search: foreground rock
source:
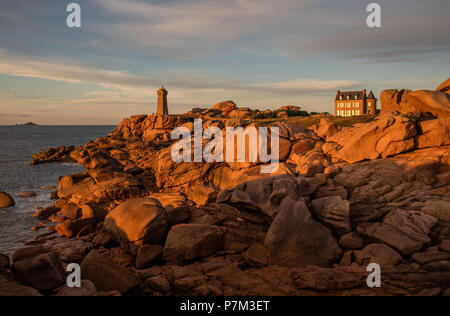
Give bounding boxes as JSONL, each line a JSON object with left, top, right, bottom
{"left": 380, "top": 87, "right": 450, "bottom": 118}
{"left": 162, "top": 224, "right": 224, "bottom": 263}
{"left": 354, "top": 244, "right": 403, "bottom": 267}
{"left": 217, "top": 175, "right": 315, "bottom": 217}
{"left": 56, "top": 280, "right": 98, "bottom": 296}
{"left": 325, "top": 114, "right": 417, "bottom": 163}
{"left": 104, "top": 198, "right": 170, "bottom": 253}
{"left": 18, "top": 89, "right": 450, "bottom": 296}
{"left": 357, "top": 209, "right": 437, "bottom": 256}
{"left": 0, "top": 275, "right": 42, "bottom": 296}
{"left": 264, "top": 198, "right": 342, "bottom": 267}
{"left": 13, "top": 252, "right": 65, "bottom": 292}
{"left": 30, "top": 146, "right": 75, "bottom": 165}
{"left": 310, "top": 196, "right": 351, "bottom": 236}
{"left": 0, "top": 192, "right": 15, "bottom": 208}
{"left": 81, "top": 250, "right": 137, "bottom": 294}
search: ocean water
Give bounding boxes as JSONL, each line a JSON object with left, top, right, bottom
{"left": 0, "top": 125, "right": 114, "bottom": 256}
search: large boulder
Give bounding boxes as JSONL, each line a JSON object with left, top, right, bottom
{"left": 217, "top": 175, "right": 316, "bottom": 218}
{"left": 324, "top": 114, "right": 417, "bottom": 163}
{"left": 213, "top": 100, "right": 237, "bottom": 112}
{"left": 436, "top": 78, "right": 450, "bottom": 94}
{"left": 55, "top": 218, "right": 96, "bottom": 238}
{"left": 357, "top": 209, "right": 437, "bottom": 256}
{"left": 310, "top": 196, "right": 351, "bottom": 236}
{"left": 189, "top": 183, "right": 219, "bottom": 206}
{"left": 136, "top": 245, "right": 163, "bottom": 270}
{"left": 381, "top": 89, "right": 450, "bottom": 118}
{"left": 316, "top": 119, "right": 340, "bottom": 139}
{"left": 104, "top": 198, "right": 170, "bottom": 253}
{"left": 417, "top": 118, "right": 450, "bottom": 149}
{"left": 149, "top": 192, "right": 186, "bottom": 210}
{"left": 152, "top": 144, "right": 213, "bottom": 190}
{"left": 43, "top": 238, "right": 92, "bottom": 262}
{"left": 81, "top": 250, "right": 137, "bottom": 294}
{"left": 0, "top": 192, "right": 15, "bottom": 208}
{"left": 70, "top": 148, "right": 124, "bottom": 183}
{"left": 13, "top": 252, "right": 65, "bottom": 292}
{"left": 12, "top": 247, "right": 49, "bottom": 263}
{"left": 59, "top": 203, "right": 82, "bottom": 219}
{"left": 264, "top": 198, "right": 342, "bottom": 267}
{"left": 162, "top": 224, "right": 224, "bottom": 263}
{"left": 0, "top": 275, "right": 42, "bottom": 296}
{"left": 407, "top": 90, "right": 450, "bottom": 118}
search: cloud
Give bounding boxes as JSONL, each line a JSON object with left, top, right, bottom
{"left": 0, "top": 113, "right": 32, "bottom": 118}
{"left": 262, "top": 79, "right": 360, "bottom": 92}
{"left": 94, "top": 0, "right": 302, "bottom": 56}
{"left": 88, "top": 0, "right": 450, "bottom": 62}
{"left": 0, "top": 48, "right": 363, "bottom": 124}
{"left": 0, "top": 48, "right": 360, "bottom": 97}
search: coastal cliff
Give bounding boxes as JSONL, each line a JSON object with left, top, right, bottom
{"left": 1, "top": 79, "right": 450, "bottom": 296}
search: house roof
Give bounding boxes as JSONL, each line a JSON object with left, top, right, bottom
{"left": 367, "top": 91, "right": 376, "bottom": 99}
{"left": 336, "top": 90, "right": 365, "bottom": 101}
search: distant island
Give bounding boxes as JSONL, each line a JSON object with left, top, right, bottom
{"left": 15, "top": 122, "right": 39, "bottom": 126}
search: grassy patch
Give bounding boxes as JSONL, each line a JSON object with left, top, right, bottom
{"left": 253, "top": 115, "right": 378, "bottom": 128}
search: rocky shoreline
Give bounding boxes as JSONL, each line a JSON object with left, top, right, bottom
{"left": 1, "top": 80, "right": 449, "bottom": 296}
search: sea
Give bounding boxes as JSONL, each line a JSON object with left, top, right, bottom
{"left": 0, "top": 125, "right": 114, "bottom": 256}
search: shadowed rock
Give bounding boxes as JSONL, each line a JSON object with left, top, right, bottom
{"left": 265, "top": 198, "right": 342, "bottom": 267}
{"left": 104, "top": 198, "right": 170, "bottom": 254}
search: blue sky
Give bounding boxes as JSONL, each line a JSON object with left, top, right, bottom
{"left": 0, "top": 0, "right": 449, "bottom": 125}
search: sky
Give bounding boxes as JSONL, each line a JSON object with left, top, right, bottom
{"left": 0, "top": 0, "right": 449, "bottom": 125}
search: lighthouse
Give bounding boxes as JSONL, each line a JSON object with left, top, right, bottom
{"left": 157, "top": 86, "right": 168, "bottom": 115}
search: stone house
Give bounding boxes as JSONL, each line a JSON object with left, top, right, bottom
{"left": 335, "top": 89, "right": 377, "bottom": 117}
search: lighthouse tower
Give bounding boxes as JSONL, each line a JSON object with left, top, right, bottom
{"left": 157, "top": 86, "right": 168, "bottom": 115}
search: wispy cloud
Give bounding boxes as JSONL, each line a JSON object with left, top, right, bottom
{"left": 0, "top": 48, "right": 360, "bottom": 96}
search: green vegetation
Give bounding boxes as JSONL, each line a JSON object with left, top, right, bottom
{"left": 251, "top": 108, "right": 311, "bottom": 120}
{"left": 253, "top": 115, "right": 378, "bottom": 128}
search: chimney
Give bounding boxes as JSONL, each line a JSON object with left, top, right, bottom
{"left": 363, "top": 89, "right": 366, "bottom": 98}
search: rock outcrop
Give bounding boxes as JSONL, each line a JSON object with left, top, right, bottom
{"left": 104, "top": 198, "right": 170, "bottom": 253}
{"left": 162, "top": 224, "right": 224, "bottom": 263}
{"left": 324, "top": 114, "right": 417, "bottom": 163}
{"left": 9, "top": 89, "right": 450, "bottom": 296}
{"left": 380, "top": 87, "right": 450, "bottom": 119}
{"left": 436, "top": 78, "right": 450, "bottom": 94}
{"left": 0, "top": 192, "right": 15, "bottom": 208}
{"left": 265, "top": 198, "right": 342, "bottom": 267}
